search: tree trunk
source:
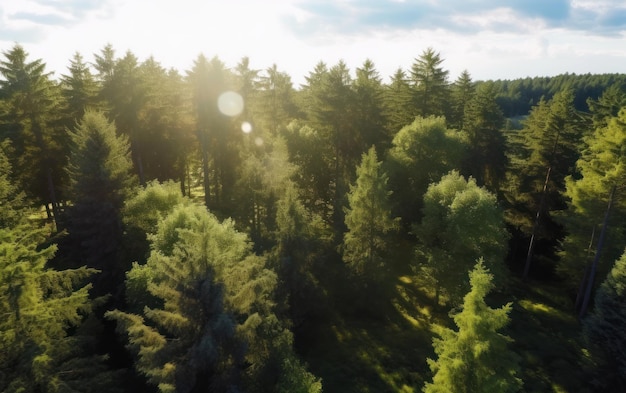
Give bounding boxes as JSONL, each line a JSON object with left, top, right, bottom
{"left": 579, "top": 185, "right": 616, "bottom": 319}
{"left": 523, "top": 167, "right": 551, "bottom": 279}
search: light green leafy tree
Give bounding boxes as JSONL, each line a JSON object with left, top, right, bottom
{"left": 415, "top": 171, "right": 509, "bottom": 304}
{"left": 424, "top": 260, "right": 522, "bottom": 393}
{"left": 386, "top": 116, "right": 466, "bottom": 227}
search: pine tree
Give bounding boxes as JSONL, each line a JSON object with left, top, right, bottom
{"left": 186, "top": 54, "right": 234, "bottom": 210}
{"left": 583, "top": 250, "right": 626, "bottom": 390}
{"left": 353, "top": 59, "right": 389, "bottom": 151}
{"left": 111, "top": 202, "right": 321, "bottom": 392}
{"left": 60, "top": 52, "right": 99, "bottom": 124}
{"left": 558, "top": 108, "right": 626, "bottom": 296}
{"left": 65, "top": 111, "right": 137, "bottom": 297}
{"left": 416, "top": 171, "right": 509, "bottom": 304}
{"left": 424, "top": 260, "right": 522, "bottom": 393}
{"left": 253, "top": 64, "right": 299, "bottom": 135}
{"left": 461, "top": 82, "right": 507, "bottom": 192}
{"left": 0, "top": 156, "right": 119, "bottom": 392}
{"left": 504, "top": 89, "right": 587, "bottom": 240}
{"left": 0, "top": 140, "right": 25, "bottom": 227}
{"left": 410, "top": 48, "right": 450, "bottom": 118}
{"left": 384, "top": 68, "right": 414, "bottom": 135}
{"left": 343, "top": 146, "right": 398, "bottom": 279}
{"left": 449, "top": 70, "right": 475, "bottom": 130}
{"left": 0, "top": 44, "right": 65, "bottom": 223}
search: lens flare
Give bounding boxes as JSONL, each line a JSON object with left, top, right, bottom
{"left": 241, "top": 121, "right": 252, "bottom": 134}
{"left": 254, "top": 137, "right": 263, "bottom": 147}
{"left": 217, "top": 91, "right": 244, "bottom": 117}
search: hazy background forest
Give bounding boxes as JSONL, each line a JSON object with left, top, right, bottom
{"left": 2, "top": 41, "right": 626, "bottom": 393}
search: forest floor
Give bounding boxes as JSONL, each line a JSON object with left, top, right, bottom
{"left": 295, "top": 256, "right": 594, "bottom": 393}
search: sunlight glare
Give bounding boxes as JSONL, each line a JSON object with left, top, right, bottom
{"left": 241, "top": 121, "right": 252, "bottom": 134}
{"left": 254, "top": 137, "right": 263, "bottom": 147}
{"left": 218, "top": 91, "right": 244, "bottom": 117}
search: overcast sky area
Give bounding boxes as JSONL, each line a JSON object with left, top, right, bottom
{"left": 1, "top": 0, "right": 626, "bottom": 86}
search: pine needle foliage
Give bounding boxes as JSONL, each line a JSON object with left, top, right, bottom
{"left": 343, "top": 146, "right": 398, "bottom": 278}
{"left": 424, "top": 260, "right": 522, "bottom": 393}
{"left": 109, "top": 202, "right": 321, "bottom": 392}
{"left": 583, "top": 250, "right": 626, "bottom": 389}
{"left": 0, "top": 223, "right": 119, "bottom": 392}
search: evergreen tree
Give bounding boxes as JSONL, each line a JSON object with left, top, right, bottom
{"left": 504, "top": 89, "right": 587, "bottom": 242}
{"left": 416, "top": 171, "right": 509, "bottom": 304}
{"left": 0, "top": 44, "right": 65, "bottom": 223}
{"left": 461, "top": 82, "right": 507, "bottom": 192}
{"left": 449, "top": 70, "right": 475, "bottom": 130}
{"left": 136, "top": 58, "right": 194, "bottom": 184}
{"left": 343, "top": 146, "right": 398, "bottom": 279}
{"left": 586, "top": 84, "right": 626, "bottom": 129}
{"left": 424, "top": 260, "right": 522, "bottom": 393}
{"left": 353, "top": 59, "right": 389, "bottom": 151}
{"left": 384, "top": 68, "right": 414, "bottom": 135}
{"left": 0, "top": 155, "right": 119, "bottom": 392}
{"left": 274, "top": 181, "right": 327, "bottom": 323}
{"left": 558, "top": 108, "right": 626, "bottom": 291}
{"left": 282, "top": 120, "right": 334, "bottom": 224}
{"left": 0, "top": 140, "right": 25, "bottom": 227}
{"left": 301, "top": 60, "right": 359, "bottom": 239}
{"left": 584, "top": 250, "right": 626, "bottom": 390}
{"left": 254, "top": 64, "right": 299, "bottom": 135}
{"left": 233, "top": 136, "right": 295, "bottom": 247}
{"left": 60, "top": 52, "right": 99, "bottom": 124}
{"left": 410, "top": 48, "right": 450, "bottom": 118}
{"left": 186, "top": 55, "right": 235, "bottom": 211}
{"left": 111, "top": 202, "right": 321, "bottom": 392}
{"left": 65, "top": 111, "right": 137, "bottom": 297}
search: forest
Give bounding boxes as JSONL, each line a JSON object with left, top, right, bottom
{"left": 1, "top": 43, "right": 626, "bottom": 393}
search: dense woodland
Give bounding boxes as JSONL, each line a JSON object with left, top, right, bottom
{"left": 1, "top": 43, "right": 626, "bottom": 392}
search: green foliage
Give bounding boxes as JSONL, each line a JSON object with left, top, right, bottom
{"left": 123, "top": 180, "right": 187, "bottom": 235}
{"left": 60, "top": 52, "right": 100, "bottom": 124}
{"left": 584, "top": 250, "right": 626, "bottom": 389}
{"left": 353, "top": 59, "right": 389, "bottom": 151}
{"left": 424, "top": 260, "right": 522, "bottom": 393}
{"left": 504, "top": 89, "right": 587, "bottom": 239}
{"left": 0, "top": 222, "right": 119, "bottom": 392}
{"left": 416, "top": 171, "right": 509, "bottom": 304}
{"left": 410, "top": 48, "right": 450, "bottom": 118}
{"left": 0, "top": 140, "right": 26, "bottom": 227}
{"left": 0, "top": 44, "right": 65, "bottom": 214}
{"left": 387, "top": 116, "right": 466, "bottom": 226}
{"left": 112, "top": 202, "right": 321, "bottom": 392}
{"left": 461, "top": 82, "right": 507, "bottom": 191}
{"left": 233, "top": 135, "right": 296, "bottom": 247}
{"left": 558, "top": 108, "right": 626, "bottom": 285}
{"left": 449, "top": 70, "right": 475, "bottom": 130}
{"left": 283, "top": 120, "right": 335, "bottom": 223}
{"left": 384, "top": 68, "right": 416, "bottom": 135}
{"left": 252, "top": 64, "right": 300, "bottom": 135}
{"left": 65, "top": 111, "right": 137, "bottom": 294}
{"left": 343, "top": 147, "right": 398, "bottom": 278}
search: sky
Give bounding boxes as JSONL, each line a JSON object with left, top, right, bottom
{"left": 1, "top": 0, "right": 626, "bottom": 86}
